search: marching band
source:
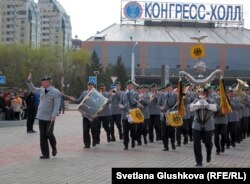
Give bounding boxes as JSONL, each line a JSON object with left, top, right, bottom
{"left": 65, "top": 78, "right": 250, "bottom": 166}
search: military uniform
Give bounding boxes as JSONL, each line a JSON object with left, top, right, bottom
{"left": 176, "top": 91, "right": 191, "bottom": 146}
{"left": 110, "top": 89, "right": 123, "bottom": 141}
{"left": 96, "top": 90, "right": 111, "bottom": 143}
{"left": 73, "top": 82, "right": 99, "bottom": 148}
{"left": 157, "top": 84, "right": 178, "bottom": 151}
{"left": 213, "top": 93, "right": 228, "bottom": 155}
{"left": 27, "top": 77, "right": 61, "bottom": 158}
{"left": 190, "top": 93, "right": 217, "bottom": 166}
{"left": 148, "top": 87, "right": 161, "bottom": 142}
{"left": 227, "top": 95, "right": 241, "bottom": 148}
{"left": 119, "top": 80, "right": 139, "bottom": 150}
{"left": 136, "top": 91, "right": 149, "bottom": 145}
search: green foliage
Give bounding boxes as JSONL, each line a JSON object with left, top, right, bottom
{"left": 0, "top": 45, "right": 128, "bottom": 95}
{"left": 110, "top": 55, "right": 129, "bottom": 90}
{"left": 0, "top": 44, "right": 90, "bottom": 96}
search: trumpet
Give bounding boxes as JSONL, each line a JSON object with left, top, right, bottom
{"left": 111, "top": 88, "right": 117, "bottom": 94}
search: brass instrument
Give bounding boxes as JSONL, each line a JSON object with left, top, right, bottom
{"left": 183, "top": 85, "right": 190, "bottom": 98}
{"left": 135, "top": 95, "right": 145, "bottom": 108}
{"left": 111, "top": 88, "right": 117, "bottom": 94}
{"left": 149, "top": 92, "right": 156, "bottom": 102}
{"left": 234, "top": 79, "right": 249, "bottom": 103}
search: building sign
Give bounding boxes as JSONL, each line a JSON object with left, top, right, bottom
{"left": 190, "top": 44, "right": 206, "bottom": 59}
{"left": 0, "top": 76, "right": 6, "bottom": 84}
{"left": 122, "top": 1, "right": 243, "bottom": 23}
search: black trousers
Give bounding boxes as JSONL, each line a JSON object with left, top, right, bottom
{"left": 248, "top": 116, "right": 250, "bottom": 137}
{"left": 39, "top": 120, "right": 56, "bottom": 157}
{"left": 97, "top": 116, "right": 111, "bottom": 143}
{"left": 188, "top": 116, "right": 194, "bottom": 141}
{"left": 82, "top": 117, "right": 98, "bottom": 147}
{"left": 149, "top": 114, "right": 161, "bottom": 142}
{"left": 192, "top": 129, "right": 213, "bottom": 164}
{"left": 176, "top": 119, "right": 189, "bottom": 145}
{"left": 136, "top": 119, "right": 149, "bottom": 144}
{"left": 226, "top": 121, "right": 237, "bottom": 147}
{"left": 110, "top": 114, "right": 123, "bottom": 139}
{"left": 26, "top": 110, "right": 36, "bottom": 131}
{"left": 214, "top": 124, "right": 227, "bottom": 153}
{"left": 122, "top": 119, "right": 136, "bottom": 148}
{"left": 241, "top": 117, "right": 248, "bottom": 139}
{"left": 161, "top": 120, "right": 175, "bottom": 148}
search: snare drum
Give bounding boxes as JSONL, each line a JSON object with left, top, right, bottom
{"left": 77, "top": 89, "right": 108, "bottom": 121}
{"left": 165, "top": 111, "right": 183, "bottom": 127}
{"left": 127, "top": 108, "right": 144, "bottom": 124}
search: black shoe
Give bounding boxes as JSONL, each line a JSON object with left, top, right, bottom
{"left": 137, "top": 142, "right": 142, "bottom": 146}
{"left": 27, "top": 130, "right": 33, "bottom": 133}
{"left": 183, "top": 138, "right": 188, "bottom": 145}
{"left": 131, "top": 141, "right": 135, "bottom": 148}
{"left": 40, "top": 155, "right": 49, "bottom": 159}
{"left": 221, "top": 147, "right": 225, "bottom": 153}
{"left": 92, "top": 140, "right": 96, "bottom": 147}
{"left": 207, "top": 155, "right": 211, "bottom": 163}
{"left": 52, "top": 148, "right": 57, "bottom": 156}
{"left": 177, "top": 143, "right": 181, "bottom": 147}
{"left": 124, "top": 147, "right": 128, "bottom": 150}
{"left": 84, "top": 146, "right": 90, "bottom": 149}
{"left": 195, "top": 163, "right": 202, "bottom": 166}
{"left": 162, "top": 147, "right": 169, "bottom": 151}
{"left": 232, "top": 143, "right": 236, "bottom": 147}
{"left": 107, "top": 137, "right": 111, "bottom": 142}
{"left": 172, "top": 144, "right": 176, "bottom": 150}
{"left": 31, "top": 130, "right": 37, "bottom": 133}
{"left": 144, "top": 138, "right": 148, "bottom": 145}
{"left": 110, "top": 137, "right": 116, "bottom": 142}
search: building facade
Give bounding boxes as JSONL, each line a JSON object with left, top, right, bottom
{"left": 0, "top": 0, "right": 40, "bottom": 48}
{"left": 81, "top": 1, "right": 250, "bottom": 85}
{"left": 0, "top": 0, "right": 72, "bottom": 50}
{"left": 38, "top": 0, "right": 72, "bottom": 50}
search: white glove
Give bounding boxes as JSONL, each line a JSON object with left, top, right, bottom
{"left": 119, "top": 104, "right": 124, "bottom": 109}
{"left": 160, "top": 106, "right": 165, "bottom": 111}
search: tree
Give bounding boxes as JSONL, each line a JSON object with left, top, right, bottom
{"left": 0, "top": 44, "right": 90, "bottom": 96}
{"left": 85, "top": 50, "right": 105, "bottom": 86}
{"left": 110, "top": 55, "right": 129, "bottom": 90}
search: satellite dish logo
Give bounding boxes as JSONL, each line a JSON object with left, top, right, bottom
{"left": 124, "top": 1, "right": 142, "bottom": 20}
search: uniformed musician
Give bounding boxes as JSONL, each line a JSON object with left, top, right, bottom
{"left": 110, "top": 81, "right": 123, "bottom": 141}
{"left": 119, "top": 80, "right": 139, "bottom": 150}
{"left": 68, "top": 81, "right": 98, "bottom": 148}
{"left": 148, "top": 83, "right": 161, "bottom": 142}
{"left": 190, "top": 87, "right": 217, "bottom": 166}
{"left": 157, "top": 83, "right": 177, "bottom": 151}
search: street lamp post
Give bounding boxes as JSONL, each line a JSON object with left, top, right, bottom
{"left": 131, "top": 42, "right": 138, "bottom": 82}
{"left": 93, "top": 70, "right": 100, "bottom": 87}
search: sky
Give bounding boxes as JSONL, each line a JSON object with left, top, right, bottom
{"left": 53, "top": 0, "right": 250, "bottom": 40}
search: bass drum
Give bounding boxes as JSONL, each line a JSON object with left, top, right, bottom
{"left": 77, "top": 89, "right": 108, "bottom": 121}
{"left": 127, "top": 108, "right": 144, "bottom": 124}
{"left": 165, "top": 111, "right": 183, "bottom": 127}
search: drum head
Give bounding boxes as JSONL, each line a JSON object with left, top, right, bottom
{"left": 77, "top": 89, "right": 109, "bottom": 121}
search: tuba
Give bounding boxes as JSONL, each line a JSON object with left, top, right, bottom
{"left": 234, "top": 79, "right": 249, "bottom": 103}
